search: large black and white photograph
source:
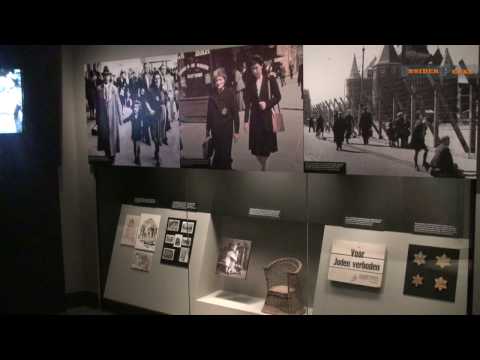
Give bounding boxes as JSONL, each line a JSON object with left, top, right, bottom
{"left": 216, "top": 238, "right": 252, "bottom": 280}
{"left": 304, "top": 45, "right": 479, "bottom": 178}
{"left": 179, "top": 45, "right": 304, "bottom": 172}
{"left": 0, "top": 68, "right": 23, "bottom": 134}
{"left": 84, "top": 54, "right": 180, "bottom": 167}
{"left": 135, "top": 213, "right": 161, "bottom": 252}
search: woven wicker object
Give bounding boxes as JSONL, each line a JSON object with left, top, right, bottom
{"left": 261, "top": 257, "right": 306, "bottom": 315}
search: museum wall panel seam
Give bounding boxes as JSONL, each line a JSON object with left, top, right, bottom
{"left": 60, "top": 46, "right": 88, "bottom": 293}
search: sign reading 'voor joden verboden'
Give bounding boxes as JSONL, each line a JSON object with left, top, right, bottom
{"left": 328, "top": 240, "right": 386, "bottom": 288}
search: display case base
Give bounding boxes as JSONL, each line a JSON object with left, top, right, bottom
{"left": 196, "top": 290, "right": 267, "bottom": 315}
{"left": 196, "top": 290, "right": 313, "bottom": 315}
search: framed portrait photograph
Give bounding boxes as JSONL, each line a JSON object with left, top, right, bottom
{"left": 181, "top": 221, "right": 195, "bottom": 234}
{"left": 178, "top": 247, "right": 190, "bottom": 264}
{"left": 165, "top": 234, "right": 175, "bottom": 244}
{"left": 216, "top": 238, "right": 253, "bottom": 280}
{"left": 173, "top": 234, "right": 183, "bottom": 248}
{"left": 162, "top": 248, "right": 175, "bottom": 261}
{"left": 181, "top": 236, "right": 192, "bottom": 247}
{"left": 167, "top": 218, "right": 181, "bottom": 232}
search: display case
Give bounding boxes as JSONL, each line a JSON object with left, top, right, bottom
{"left": 307, "top": 175, "right": 473, "bottom": 315}
{"left": 185, "top": 170, "right": 309, "bottom": 315}
{"left": 95, "top": 165, "right": 475, "bottom": 315}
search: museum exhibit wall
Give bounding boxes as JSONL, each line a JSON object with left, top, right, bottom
{"left": 60, "top": 45, "right": 236, "bottom": 297}
{"left": 0, "top": 46, "right": 65, "bottom": 313}
{"left": 60, "top": 44, "right": 480, "bottom": 314}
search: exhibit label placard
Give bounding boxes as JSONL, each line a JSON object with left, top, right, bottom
{"left": 328, "top": 240, "right": 386, "bottom": 288}
{"left": 248, "top": 208, "right": 281, "bottom": 219}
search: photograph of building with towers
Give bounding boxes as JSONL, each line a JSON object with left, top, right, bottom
{"left": 303, "top": 45, "right": 479, "bottom": 178}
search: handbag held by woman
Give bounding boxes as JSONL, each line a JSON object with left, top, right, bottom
{"left": 267, "top": 77, "right": 285, "bottom": 133}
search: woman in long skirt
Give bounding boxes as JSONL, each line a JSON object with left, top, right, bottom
{"left": 244, "top": 55, "right": 281, "bottom": 171}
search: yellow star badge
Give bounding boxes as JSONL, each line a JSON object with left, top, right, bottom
{"left": 413, "top": 251, "right": 427, "bottom": 266}
{"left": 411, "top": 274, "right": 424, "bottom": 287}
{"left": 435, "top": 254, "right": 451, "bottom": 269}
{"left": 434, "top": 276, "right": 448, "bottom": 292}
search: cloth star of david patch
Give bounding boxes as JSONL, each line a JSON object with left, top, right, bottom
{"left": 411, "top": 274, "right": 424, "bottom": 287}
{"left": 434, "top": 276, "right": 448, "bottom": 292}
{"left": 413, "top": 251, "right": 427, "bottom": 266}
{"left": 435, "top": 254, "right": 451, "bottom": 269}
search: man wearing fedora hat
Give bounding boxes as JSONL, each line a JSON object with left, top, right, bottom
{"left": 96, "top": 66, "right": 123, "bottom": 161}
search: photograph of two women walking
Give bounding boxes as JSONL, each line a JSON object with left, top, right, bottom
{"left": 85, "top": 45, "right": 304, "bottom": 173}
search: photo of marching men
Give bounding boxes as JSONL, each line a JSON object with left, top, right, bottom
{"left": 178, "top": 45, "right": 304, "bottom": 172}
{"left": 304, "top": 45, "right": 479, "bottom": 178}
{"left": 84, "top": 54, "right": 180, "bottom": 167}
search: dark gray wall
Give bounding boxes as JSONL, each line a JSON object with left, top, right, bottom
{"left": 1, "top": 46, "right": 64, "bottom": 313}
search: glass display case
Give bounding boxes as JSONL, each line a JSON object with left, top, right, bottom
{"left": 95, "top": 165, "right": 475, "bottom": 315}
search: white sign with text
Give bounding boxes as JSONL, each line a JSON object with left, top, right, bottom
{"left": 328, "top": 240, "right": 386, "bottom": 288}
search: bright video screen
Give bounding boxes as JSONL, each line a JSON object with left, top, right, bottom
{"left": 0, "top": 68, "right": 23, "bottom": 134}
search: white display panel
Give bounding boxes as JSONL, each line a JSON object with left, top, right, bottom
{"left": 104, "top": 204, "right": 211, "bottom": 314}
{"left": 313, "top": 225, "right": 469, "bottom": 315}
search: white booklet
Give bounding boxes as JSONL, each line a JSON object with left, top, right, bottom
{"left": 120, "top": 214, "right": 140, "bottom": 247}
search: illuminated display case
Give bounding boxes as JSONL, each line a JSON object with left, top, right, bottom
{"left": 96, "top": 165, "right": 475, "bottom": 315}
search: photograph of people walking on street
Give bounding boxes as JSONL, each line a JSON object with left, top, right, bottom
{"left": 178, "top": 45, "right": 304, "bottom": 172}
{"left": 84, "top": 54, "right": 181, "bottom": 168}
{"left": 304, "top": 45, "right": 479, "bottom": 178}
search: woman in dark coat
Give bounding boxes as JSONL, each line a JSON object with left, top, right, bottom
{"left": 244, "top": 55, "right": 281, "bottom": 171}
{"left": 332, "top": 111, "right": 347, "bottom": 150}
{"left": 410, "top": 117, "right": 429, "bottom": 171}
{"left": 86, "top": 71, "right": 98, "bottom": 120}
{"left": 205, "top": 68, "right": 240, "bottom": 170}
{"left": 343, "top": 110, "right": 354, "bottom": 144}
{"left": 145, "top": 71, "right": 167, "bottom": 166}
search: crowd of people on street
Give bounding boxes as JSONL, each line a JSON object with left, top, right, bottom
{"left": 85, "top": 63, "right": 178, "bottom": 166}
{"left": 307, "top": 106, "right": 465, "bottom": 178}
{"left": 86, "top": 55, "right": 301, "bottom": 171}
